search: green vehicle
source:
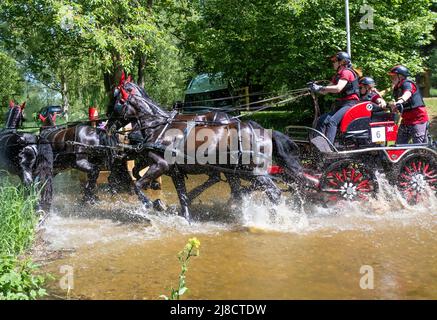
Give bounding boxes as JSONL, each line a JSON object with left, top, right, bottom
{"left": 182, "top": 73, "right": 243, "bottom": 114}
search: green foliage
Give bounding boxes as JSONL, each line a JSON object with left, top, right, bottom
{"left": 0, "top": 0, "right": 196, "bottom": 118}
{"left": 0, "top": 51, "right": 24, "bottom": 113}
{"left": 184, "top": 0, "right": 436, "bottom": 91}
{"left": 0, "top": 178, "right": 39, "bottom": 256}
{"left": 160, "top": 237, "right": 200, "bottom": 300}
{"left": 0, "top": 178, "right": 48, "bottom": 300}
{"left": 0, "top": 256, "right": 47, "bottom": 300}
{"left": 429, "top": 48, "right": 437, "bottom": 88}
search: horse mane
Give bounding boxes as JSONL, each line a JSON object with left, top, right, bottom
{"left": 5, "top": 105, "right": 22, "bottom": 128}
{"left": 125, "top": 82, "right": 169, "bottom": 118}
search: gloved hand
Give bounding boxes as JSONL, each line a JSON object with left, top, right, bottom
{"left": 388, "top": 101, "right": 403, "bottom": 113}
{"left": 395, "top": 103, "right": 404, "bottom": 114}
{"left": 307, "top": 82, "right": 324, "bottom": 93}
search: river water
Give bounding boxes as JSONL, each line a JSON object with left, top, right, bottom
{"left": 38, "top": 171, "right": 437, "bottom": 299}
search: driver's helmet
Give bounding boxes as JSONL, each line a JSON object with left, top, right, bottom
{"left": 388, "top": 65, "right": 410, "bottom": 77}
{"left": 359, "top": 77, "right": 375, "bottom": 87}
{"left": 331, "top": 51, "right": 351, "bottom": 64}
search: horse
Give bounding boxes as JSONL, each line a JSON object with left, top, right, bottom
{"left": 37, "top": 107, "right": 121, "bottom": 202}
{"left": 106, "top": 75, "right": 304, "bottom": 220}
{"left": 0, "top": 101, "right": 53, "bottom": 211}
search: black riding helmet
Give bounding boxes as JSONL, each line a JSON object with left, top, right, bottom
{"left": 331, "top": 51, "right": 351, "bottom": 63}
{"left": 388, "top": 65, "right": 410, "bottom": 77}
{"left": 359, "top": 77, "right": 375, "bottom": 87}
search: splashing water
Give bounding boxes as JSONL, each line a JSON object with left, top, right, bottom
{"left": 39, "top": 173, "right": 437, "bottom": 300}
{"left": 240, "top": 172, "right": 436, "bottom": 233}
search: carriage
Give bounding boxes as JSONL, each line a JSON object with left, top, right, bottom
{"left": 270, "top": 101, "right": 437, "bottom": 204}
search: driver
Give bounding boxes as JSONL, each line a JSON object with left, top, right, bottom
{"left": 309, "top": 51, "right": 360, "bottom": 143}
{"left": 359, "top": 77, "right": 387, "bottom": 108}
{"left": 387, "top": 65, "right": 429, "bottom": 144}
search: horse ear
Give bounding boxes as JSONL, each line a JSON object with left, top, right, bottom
{"left": 9, "top": 100, "right": 14, "bottom": 108}
{"left": 120, "top": 87, "right": 129, "bottom": 101}
{"left": 39, "top": 114, "right": 46, "bottom": 122}
{"left": 126, "top": 74, "right": 132, "bottom": 83}
{"left": 20, "top": 102, "right": 26, "bottom": 110}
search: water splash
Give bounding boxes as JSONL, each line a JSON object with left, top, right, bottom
{"left": 240, "top": 173, "right": 436, "bottom": 234}
{"left": 42, "top": 174, "right": 436, "bottom": 250}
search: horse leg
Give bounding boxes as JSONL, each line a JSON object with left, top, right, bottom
{"left": 253, "top": 175, "right": 281, "bottom": 205}
{"left": 170, "top": 170, "right": 192, "bottom": 221}
{"left": 186, "top": 173, "right": 221, "bottom": 203}
{"left": 224, "top": 173, "right": 243, "bottom": 202}
{"left": 134, "top": 151, "right": 167, "bottom": 211}
{"left": 133, "top": 158, "right": 161, "bottom": 190}
{"left": 19, "top": 145, "right": 37, "bottom": 187}
{"left": 74, "top": 154, "right": 100, "bottom": 203}
{"left": 19, "top": 145, "right": 47, "bottom": 214}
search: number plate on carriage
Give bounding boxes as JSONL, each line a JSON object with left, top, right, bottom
{"left": 371, "top": 127, "right": 386, "bottom": 143}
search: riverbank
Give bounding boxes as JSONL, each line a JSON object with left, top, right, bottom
{"left": 0, "top": 179, "right": 48, "bottom": 300}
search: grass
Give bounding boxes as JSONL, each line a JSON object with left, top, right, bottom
{"left": 0, "top": 180, "right": 39, "bottom": 255}
{"left": 425, "top": 97, "right": 437, "bottom": 137}
{"left": 0, "top": 178, "right": 48, "bottom": 300}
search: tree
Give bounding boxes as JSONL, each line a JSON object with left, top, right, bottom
{"left": 0, "top": 50, "right": 24, "bottom": 117}
{"left": 0, "top": 0, "right": 196, "bottom": 118}
{"left": 183, "top": 0, "right": 436, "bottom": 94}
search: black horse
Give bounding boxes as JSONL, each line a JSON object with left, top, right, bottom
{"left": 0, "top": 101, "right": 53, "bottom": 211}
{"left": 38, "top": 107, "right": 121, "bottom": 202}
{"left": 107, "top": 75, "right": 304, "bottom": 220}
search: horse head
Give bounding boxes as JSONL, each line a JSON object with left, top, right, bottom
{"left": 5, "top": 100, "right": 26, "bottom": 129}
{"left": 37, "top": 106, "right": 62, "bottom": 126}
{"left": 111, "top": 72, "right": 169, "bottom": 131}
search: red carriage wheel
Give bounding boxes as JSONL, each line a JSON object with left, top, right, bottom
{"left": 396, "top": 154, "right": 437, "bottom": 205}
{"left": 320, "top": 161, "right": 378, "bottom": 202}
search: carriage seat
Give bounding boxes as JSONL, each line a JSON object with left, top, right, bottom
{"left": 339, "top": 101, "right": 373, "bottom": 133}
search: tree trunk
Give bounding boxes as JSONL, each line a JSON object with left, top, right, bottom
{"left": 105, "top": 52, "right": 124, "bottom": 115}
{"left": 60, "top": 72, "right": 70, "bottom": 122}
{"left": 137, "top": 53, "right": 146, "bottom": 88}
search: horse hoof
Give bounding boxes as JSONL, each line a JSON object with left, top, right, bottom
{"left": 150, "top": 181, "right": 161, "bottom": 190}
{"left": 153, "top": 199, "right": 166, "bottom": 211}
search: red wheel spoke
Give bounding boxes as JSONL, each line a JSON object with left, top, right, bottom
{"left": 328, "top": 180, "right": 338, "bottom": 186}
{"left": 357, "top": 180, "right": 370, "bottom": 190}
{"left": 404, "top": 166, "right": 412, "bottom": 174}
{"left": 350, "top": 168, "right": 356, "bottom": 182}
{"left": 401, "top": 173, "right": 412, "bottom": 181}
{"left": 412, "top": 162, "right": 418, "bottom": 172}
{"left": 423, "top": 163, "right": 430, "bottom": 174}
{"left": 353, "top": 173, "right": 362, "bottom": 182}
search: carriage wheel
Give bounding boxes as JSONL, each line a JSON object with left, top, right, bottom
{"left": 320, "top": 161, "right": 378, "bottom": 202}
{"left": 395, "top": 154, "right": 437, "bottom": 205}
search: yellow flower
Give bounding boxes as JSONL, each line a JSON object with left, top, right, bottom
{"left": 188, "top": 237, "right": 201, "bottom": 250}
